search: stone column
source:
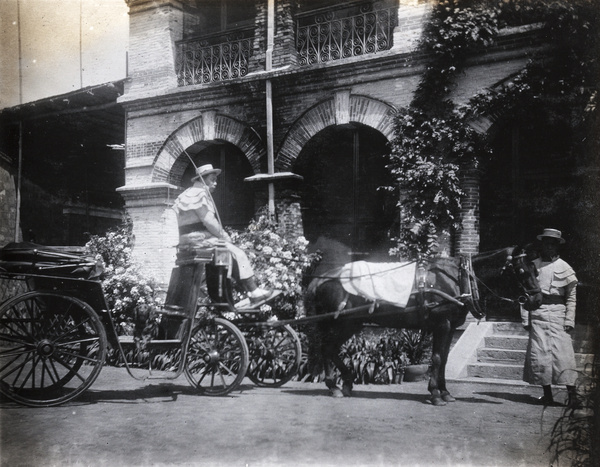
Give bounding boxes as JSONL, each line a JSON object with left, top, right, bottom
{"left": 117, "top": 183, "right": 181, "bottom": 285}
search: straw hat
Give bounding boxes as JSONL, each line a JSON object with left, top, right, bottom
{"left": 192, "top": 164, "right": 221, "bottom": 181}
{"left": 537, "top": 228, "right": 565, "bottom": 244}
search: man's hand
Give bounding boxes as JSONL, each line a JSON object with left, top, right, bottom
{"left": 523, "top": 325, "right": 531, "bottom": 331}
{"left": 564, "top": 325, "right": 574, "bottom": 334}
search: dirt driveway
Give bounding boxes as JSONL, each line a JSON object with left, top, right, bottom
{"left": 1, "top": 366, "right": 565, "bottom": 466}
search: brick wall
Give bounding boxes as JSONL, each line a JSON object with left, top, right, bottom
{"left": 118, "top": 0, "right": 543, "bottom": 279}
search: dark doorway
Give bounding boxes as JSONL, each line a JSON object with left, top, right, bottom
{"left": 181, "top": 142, "right": 255, "bottom": 230}
{"left": 480, "top": 116, "right": 575, "bottom": 250}
{"left": 294, "top": 124, "right": 394, "bottom": 260}
{"left": 480, "top": 114, "right": 577, "bottom": 320}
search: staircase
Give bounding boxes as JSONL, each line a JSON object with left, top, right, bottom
{"left": 447, "top": 322, "right": 594, "bottom": 384}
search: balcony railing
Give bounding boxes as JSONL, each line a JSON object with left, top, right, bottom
{"left": 176, "top": 29, "right": 253, "bottom": 86}
{"left": 296, "top": 5, "right": 397, "bottom": 66}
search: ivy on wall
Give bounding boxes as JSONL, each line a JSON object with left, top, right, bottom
{"left": 386, "top": 0, "right": 599, "bottom": 259}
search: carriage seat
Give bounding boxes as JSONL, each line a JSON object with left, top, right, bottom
{"left": 169, "top": 244, "right": 235, "bottom": 311}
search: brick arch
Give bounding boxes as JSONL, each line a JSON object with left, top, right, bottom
{"left": 275, "top": 94, "right": 396, "bottom": 171}
{"left": 152, "top": 113, "right": 266, "bottom": 184}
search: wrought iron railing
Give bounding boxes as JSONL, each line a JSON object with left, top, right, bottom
{"left": 176, "top": 29, "right": 254, "bottom": 86}
{"left": 296, "top": 5, "right": 397, "bottom": 66}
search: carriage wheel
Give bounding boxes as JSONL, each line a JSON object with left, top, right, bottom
{"left": 0, "top": 291, "right": 107, "bottom": 407}
{"left": 243, "top": 324, "right": 302, "bottom": 387}
{"left": 184, "top": 317, "right": 249, "bottom": 396}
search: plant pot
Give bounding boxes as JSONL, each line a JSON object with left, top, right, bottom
{"left": 403, "top": 364, "right": 429, "bottom": 382}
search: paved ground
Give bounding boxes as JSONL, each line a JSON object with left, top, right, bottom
{"left": 1, "top": 366, "right": 568, "bottom": 467}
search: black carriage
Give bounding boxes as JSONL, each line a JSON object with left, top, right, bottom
{"left": 0, "top": 242, "right": 302, "bottom": 407}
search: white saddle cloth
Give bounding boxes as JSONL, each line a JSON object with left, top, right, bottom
{"left": 337, "top": 261, "right": 417, "bottom": 308}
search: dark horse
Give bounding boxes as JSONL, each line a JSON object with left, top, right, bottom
{"left": 304, "top": 243, "right": 542, "bottom": 406}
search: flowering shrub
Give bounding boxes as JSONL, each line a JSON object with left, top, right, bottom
{"left": 386, "top": 107, "right": 486, "bottom": 258}
{"left": 85, "top": 221, "right": 161, "bottom": 335}
{"left": 228, "top": 211, "right": 320, "bottom": 320}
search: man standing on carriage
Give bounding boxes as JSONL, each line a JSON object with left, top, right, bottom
{"left": 173, "top": 163, "right": 273, "bottom": 304}
{"left": 522, "top": 228, "right": 580, "bottom": 408}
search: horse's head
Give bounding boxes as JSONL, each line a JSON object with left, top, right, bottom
{"left": 503, "top": 246, "right": 542, "bottom": 311}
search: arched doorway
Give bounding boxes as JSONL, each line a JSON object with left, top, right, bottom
{"left": 180, "top": 141, "right": 255, "bottom": 230}
{"left": 293, "top": 124, "right": 395, "bottom": 260}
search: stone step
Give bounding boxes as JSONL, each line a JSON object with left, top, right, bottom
{"left": 477, "top": 347, "right": 592, "bottom": 368}
{"left": 491, "top": 322, "right": 528, "bottom": 335}
{"left": 467, "top": 362, "right": 523, "bottom": 380}
{"left": 478, "top": 348, "right": 525, "bottom": 363}
{"left": 485, "top": 335, "right": 529, "bottom": 350}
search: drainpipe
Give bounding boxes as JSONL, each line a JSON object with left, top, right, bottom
{"left": 265, "top": 0, "right": 275, "bottom": 218}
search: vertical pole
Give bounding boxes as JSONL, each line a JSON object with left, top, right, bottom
{"left": 17, "top": 0, "right": 23, "bottom": 104}
{"left": 266, "top": 0, "right": 275, "bottom": 218}
{"left": 15, "top": 122, "right": 23, "bottom": 242}
{"left": 15, "top": 0, "right": 23, "bottom": 242}
{"left": 79, "top": 0, "right": 83, "bottom": 88}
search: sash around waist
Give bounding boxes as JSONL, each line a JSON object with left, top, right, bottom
{"left": 541, "top": 294, "right": 565, "bottom": 305}
{"left": 179, "top": 222, "right": 208, "bottom": 235}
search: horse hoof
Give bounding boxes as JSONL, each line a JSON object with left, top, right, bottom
{"left": 431, "top": 396, "right": 447, "bottom": 406}
{"left": 441, "top": 392, "right": 456, "bottom": 403}
{"left": 330, "top": 388, "right": 344, "bottom": 398}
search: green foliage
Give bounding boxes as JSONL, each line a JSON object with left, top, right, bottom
{"left": 387, "top": 107, "right": 486, "bottom": 258}
{"left": 85, "top": 220, "right": 161, "bottom": 335}
{"left": 387, "top": 0, "right": 600, "bottom": 258}
{"left": 340, "top": 329, "right": 410, "bottom": 384}
{"left": 228, "top": 210, "right": 320, "bottom": 320}
{"left": 549, "top": 351, "right": 599, "bottom": 467}
{"left": 296, "top": 328, "right": 435, "bottom": 385}
{"left": 400, "top": 329, "right": 433, "bottom": 365}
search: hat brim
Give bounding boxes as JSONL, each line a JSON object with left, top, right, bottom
{"left": 192, "top": 169, "right": 221, "bottom": 181}
{"left": 537, "top": 234, "right": 565, "bottom": 244}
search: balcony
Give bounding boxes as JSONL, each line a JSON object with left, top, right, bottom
{"left": 176, "top": 28, "right": 254, "bottom": 86}
{"left": 296, "top": 3, "right": 398, "bottom": 66}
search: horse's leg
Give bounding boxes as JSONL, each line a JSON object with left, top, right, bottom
{"left": 428, "top": 318, "right": 452, "bottom": 406}
{"left": 330, "top": 351, "right": 353, "bottom": 397}
{"left": 439, "top": 326, "right": 456, "bottom": 403}
{"left": 321, "top": 336, "right": 354, "bottom": 397}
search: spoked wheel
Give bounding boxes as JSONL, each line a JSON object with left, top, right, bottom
{"left": 0, "top": 291, "right": 107, "bottom": 407}
{"left": 184, "top": 317, "right": 249, "bottom": 396}
{"left": 243, "top": 323, "right": 302, "bottom": 387}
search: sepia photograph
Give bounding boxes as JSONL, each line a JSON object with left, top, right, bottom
{"left": 1, "top": 1, "right": 598, "bottom": 465}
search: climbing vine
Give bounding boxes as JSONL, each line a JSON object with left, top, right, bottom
{"left": 386, "top": 0, "right": 599, "bottom": 259}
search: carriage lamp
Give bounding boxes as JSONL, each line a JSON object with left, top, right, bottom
{"left": 213, "top": 245, "right": 231, "bottom": 266}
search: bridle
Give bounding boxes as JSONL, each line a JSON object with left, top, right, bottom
{"left": 502, "top": 250, "right": 542, "bottom": 306}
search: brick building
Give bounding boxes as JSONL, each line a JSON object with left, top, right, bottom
{"left": 118, "top": 0, "right": 561, "bottom": 286}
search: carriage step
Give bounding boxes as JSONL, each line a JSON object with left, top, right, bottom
{"left": 118, "top": 336, "right": 182, "bottom": 345}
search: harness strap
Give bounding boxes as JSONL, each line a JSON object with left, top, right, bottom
{"left": 459, "top": 254, "right": 485, "bottom": 319}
